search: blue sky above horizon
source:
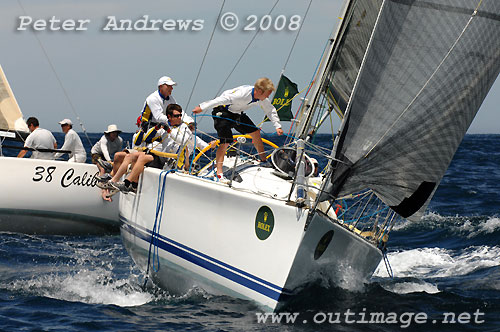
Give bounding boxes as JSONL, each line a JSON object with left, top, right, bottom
{"left": 1, "top": 0, "right": 498, "bottom": 135}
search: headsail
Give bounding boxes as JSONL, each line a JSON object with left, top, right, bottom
{"left": 297, "top": 0, "right": 383, "bottom": 138}
{"left": 322, "top": 0, "right": 383, "bottom": 118}
{"left": 0, "top": 65, "right": 29, "bottom": 134}
{"left": 324, "top": 0, "right": 500, "bottom": 218}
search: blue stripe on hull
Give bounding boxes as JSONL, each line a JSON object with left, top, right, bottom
{"left": 120, "top": 216, "right": 285, "bottom": 302}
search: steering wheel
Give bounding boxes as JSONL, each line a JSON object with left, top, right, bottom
{"left": 191, "top": 134, "right": 279, "bottom": 166}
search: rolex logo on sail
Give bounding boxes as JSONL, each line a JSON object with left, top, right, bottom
{"left": 255, "top": 206, "right": 274, "bottom": 240}
{"left": 284, "top": 87, "right": 289, "bottom": 98}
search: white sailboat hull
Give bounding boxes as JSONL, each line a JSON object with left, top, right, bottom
{"left": 119, "top": 167, "right": 383, "bottom": 310}
{"left": 0, "top": 157, "right": 119, "bottom": 235}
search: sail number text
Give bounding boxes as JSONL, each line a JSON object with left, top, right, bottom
{"left": 32, "top": 166, "right": 98, "bottom": 188}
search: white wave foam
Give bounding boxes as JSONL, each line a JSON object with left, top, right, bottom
{"left": 460, "top": 217, "right": 500, "bottom": 238}
{"left": 8, "top": 267, "right": 153, "bottom": 307}
{"left": 392, "top": 214, "right": 500, "bottom": 239}
{"left": 390, "top": 211, "right": 446, "bottom": 231}
{"left": 479, "top": 217, "right": 500, "bottom": 233}
{"left": 374, "top": 245, "right": 500, "bottom": 279}
{"left": 382, "top": 281, "right": 440, "bottom": 294}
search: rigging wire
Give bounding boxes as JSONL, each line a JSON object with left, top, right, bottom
{"left": 16, "top": 0, "right": 93, "bottom": 147}
{"left": 266, "top": 0, "right": 312, "bottom": 139}
{"left": 214, "top": 0, "right": 281, "bottom": 97}
{"left": 185, "top": 0, "right": 226, "bottom": 111}
{"left": 286, "top": 30, "right": 333, "bottom": 144}
{"left": 281, "top": 0, "right": 313, "bottom": 73}
{"left": 383, "top": 251, "right": 394, "bottom": 279}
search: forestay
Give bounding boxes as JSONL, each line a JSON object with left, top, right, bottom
{"left": 324, "top": 0, "right": 500, "bottom": 218}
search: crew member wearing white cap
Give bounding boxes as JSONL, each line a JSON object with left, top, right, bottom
{"left": 89, "top": 124, "right": 123, "bottom": 199}
{"left": 54, "top": 119, "right": 87, "bottom": 163}
{"left": 135, "top": 76, "right": 194, "bottom": 146}
{"left": 91, "top": 124, "right": 123, "bottom": 165}
{"left": 192, "top": 77, "right": 283, "bottom": 181}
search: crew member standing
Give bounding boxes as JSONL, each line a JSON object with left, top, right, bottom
{"left": 192, "top": 77, "right": 283, "bottom": 181}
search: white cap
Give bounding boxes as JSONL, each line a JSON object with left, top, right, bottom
{"left": 58, "top": 118, "right": 72, "bottom": 125}
{"left": 104, "top": 124, "right": 121, "bottom": 134}
{"left": 158, "top": 76, "right": 177, "bottom": 86}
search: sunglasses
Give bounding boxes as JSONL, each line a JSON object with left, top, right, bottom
{"left": 171, "top": 113, "right": 182, "bottom": 118}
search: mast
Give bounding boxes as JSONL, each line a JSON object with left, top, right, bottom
{"left": 295, "top": 0, "right": 352, "bottom": 140}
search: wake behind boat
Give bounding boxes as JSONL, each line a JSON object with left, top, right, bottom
{"left": 0, "top": 65, "right": 119, "bottom": 235}
{"left": 119, "top": 0, "right": 500, "bottom": 310}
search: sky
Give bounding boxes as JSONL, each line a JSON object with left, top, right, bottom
{"left": 1, "top": 0, "right": 498, "bottom": 135}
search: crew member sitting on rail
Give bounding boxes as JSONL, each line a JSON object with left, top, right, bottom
{"left": 101, "top": 104, "right": 215, "bottom": 194}
{"left": 91, "top": 124, "right": 123, "bottom": 178}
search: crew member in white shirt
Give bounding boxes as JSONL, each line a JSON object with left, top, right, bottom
{"left": 17, "top": 117, "right": 57, "bottom": 159}
{"left": 162, "top": 104, "right": 212, "bottom": 170}
{"left": 91, "top": 124, "right": 123, "bottom": 176}
{"left": 54, "top": 118, "right": 86, "bottom": 163}
{"left": 108, "top": 104, "right": 215, "bottom": 193}
{"left": 135, "top": 76, "right": 194, "bottom": 146}
{"left": 192, "top": 77, "right": 283, "bottom": 180}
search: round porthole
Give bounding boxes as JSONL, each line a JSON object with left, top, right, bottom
{"left": 314, "top": 230, "right": 334, "bottom": 260}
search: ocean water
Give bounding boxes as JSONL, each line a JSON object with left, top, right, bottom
{"left": 1, "top": 134, "right": 499, "bottom": 332}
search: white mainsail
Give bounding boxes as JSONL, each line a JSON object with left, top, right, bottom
{"left": 0, "top": 65, "right": 29, "bottom": 134}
